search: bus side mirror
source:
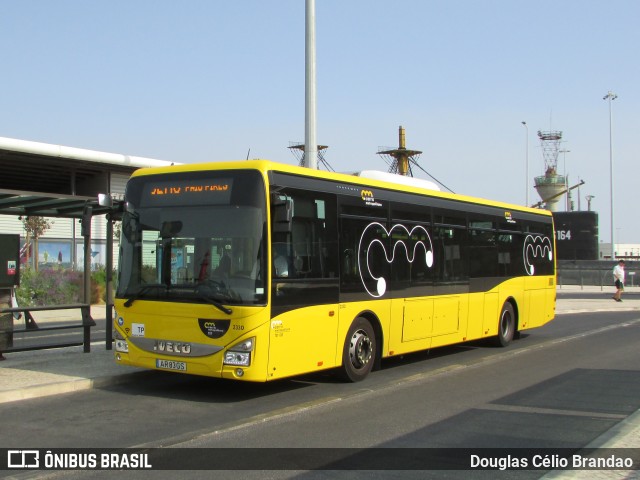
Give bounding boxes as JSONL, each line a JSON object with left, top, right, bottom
{"left": 98, "top": 193, "right": 113, "bottom": 207}
{"left": 272, "top": 195, "right": 293, "bottom": 234}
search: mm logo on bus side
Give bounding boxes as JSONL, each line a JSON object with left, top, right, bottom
{"left": 504, "top": 211, "right": 517, "bottom": 224}
{"left": 360, "top": 189, "right": 374, "bottom": 201}
{"left": 360, "top": 189, "right": 382, "bottom": 207}
{"left": 523, "top": 235, "right": 553, "bottom": 275}
{"left": 358, "top": 222, "right": 434, "bottom": 298}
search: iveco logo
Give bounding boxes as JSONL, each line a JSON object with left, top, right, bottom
{"left": 153, "top": 340, "right": 191, "bottom": 354}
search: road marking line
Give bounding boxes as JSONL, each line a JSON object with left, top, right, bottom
{"left": 477, "top": 403, "right": 627, "bottom": 420}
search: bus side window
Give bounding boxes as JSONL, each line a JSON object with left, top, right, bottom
{"left": 433, "top": 226, "right": 467, "bottom": 283}
{"left": 271, "top": 189, "right": 337, "bottom": 280}
{"left": 468, "top": 225, "right": 497, "bottom": 278}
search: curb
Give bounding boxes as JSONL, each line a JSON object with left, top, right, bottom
{"left": 558, "top": 306, "right": 640, "bottom": 315}
{"left": 0, "top": 371, "right": 147, "bottom": 405}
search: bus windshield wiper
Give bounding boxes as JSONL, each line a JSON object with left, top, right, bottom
{"left": 124, "top": 284, "right": 167, "bottom": 307}
{"left": 197, "top": 293, "right": 233, "bottom": 315}
{"left": 194, "top": 283, "right": 233, "bottom": 315}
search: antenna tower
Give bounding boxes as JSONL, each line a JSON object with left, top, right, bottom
{"left": 534, "top": 130, "right": 567, "bottom": 211}
{"left": 537, "top": 130, "right": 563, "bottom": 174}
{"left": 288, "top": 143, "right": 334, "bottom": 171}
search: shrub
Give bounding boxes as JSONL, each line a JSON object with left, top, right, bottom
{"left": 16, "top": 266, "right": 112, "bottom": 306}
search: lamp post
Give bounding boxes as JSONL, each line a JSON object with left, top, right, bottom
{"left": 521, "top": 121, "right": 529, "bottom": 206}
{"left": 586, "top": 195, "right": 595, "bottom": 211}
{"left": 603, "top": 91, "right": 617, "bottom": 259}
{"left": 305, "top": 0, "right": 318, "bottom": 169}
{"left": 559, "top": 149, "right": 570, "bottom": 210}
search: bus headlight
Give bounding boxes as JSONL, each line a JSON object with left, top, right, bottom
{"left": 113, "top": 329, "right": 128, "bottom": 352}
{"left": 223, "top": 337, "right": 255, "bottom": 367}
{"left": 115, "top": 339, "right": 129, "bottom": 353}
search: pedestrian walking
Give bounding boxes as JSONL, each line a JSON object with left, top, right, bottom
{"left": 613, "top": 260, "right": 625, "bottom": 302}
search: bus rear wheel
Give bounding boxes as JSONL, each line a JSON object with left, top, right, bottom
{"left": 494, "top": 301, "right": 516, "bottom": 347}
{"left": 340, "top": 317, "right": 376, "bottom": 382}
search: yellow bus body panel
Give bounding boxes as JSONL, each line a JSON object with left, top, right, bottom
{"left": 267, "top": 304, "right": 340, "bottom": 380}
{"left": 113, "top": 299, "right": 273, "bottom": 382}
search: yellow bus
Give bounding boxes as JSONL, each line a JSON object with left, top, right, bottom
{"left": 113, "top": 160, "right": 555, "bottom": 382}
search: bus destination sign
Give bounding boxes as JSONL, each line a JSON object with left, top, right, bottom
{"left": 141, "top": 179, "right": 233, "bottom": 207}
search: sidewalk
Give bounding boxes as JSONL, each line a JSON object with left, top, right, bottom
{"left": 556, "top": 284, "right": 640, "bottom": 315}
{"left": 0, "top": 305, "right": 145, "bottom": 404}
{"left": 0, "top": 288, "right": 638, "bottom": 477}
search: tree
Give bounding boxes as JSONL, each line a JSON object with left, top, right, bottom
{"left": 21, "top": 216, "right": 52, "bottom": 271}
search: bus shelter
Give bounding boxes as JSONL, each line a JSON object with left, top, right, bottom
{"left": 0, "top": 189, "right": 119, "bottom": 352}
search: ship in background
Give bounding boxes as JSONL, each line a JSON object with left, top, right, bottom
{"left": 532, "top": 130, "right": 599, "bottom": 261}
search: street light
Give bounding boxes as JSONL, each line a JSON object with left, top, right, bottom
{"left": 305, "top": 0, "right": 318, "bottom": 169}
{"left": 603, "top": 91, "right": 617, "bottom": 259}
{"left": 559, "top": 149, "right": 570, "bottom": 210}
{"left": 586, "top": 195, "right": 595, "bottom": 211}
{"left": 521, "top": 121, "right": 529, "bottom": 206}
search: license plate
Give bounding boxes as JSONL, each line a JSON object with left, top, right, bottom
{"left": 156, "top": 359, "right": 187, "bottom": 371}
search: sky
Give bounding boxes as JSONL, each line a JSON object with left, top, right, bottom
{"left": 1, "top": 0, "right": 638, "bottom": 244}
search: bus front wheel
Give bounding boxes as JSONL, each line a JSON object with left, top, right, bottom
{"left": 340, "top": 317, "right": 376, "bottom": 382}
{"left": 494, "top": 301, "right": 516, "bottom": 347}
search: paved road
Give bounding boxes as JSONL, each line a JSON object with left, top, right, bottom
{"left": 0, "top": 287, "right": 638, "bottom": 479}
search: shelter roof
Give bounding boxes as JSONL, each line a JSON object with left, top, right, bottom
{"left": 0, "top": 136, "right": 176, "bottom": 218}
{"left": 0, "top": 188, "right": 113, "bottom": 219}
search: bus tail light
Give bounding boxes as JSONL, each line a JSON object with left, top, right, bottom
{"left": 224, "top": 337, "right": 255, "bottom": 367}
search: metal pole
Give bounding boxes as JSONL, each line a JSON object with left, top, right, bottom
{"left": 106, "top": 215, "right": 113, "bottom": 351}
{"left": 305, "top": 0, "right": 318, "bottom": 169}
{"left": 82, "top": 206, "right": 92, "bottom": 352}
{"left": 560, "top": 149, "right": 570, "bottom": 210}
{"left": 398, "top": 126, "right": 409, "bottom": 176}
{"left": 80, "top": 203, "right": 93, "bottom": 308}
{"left": 83, "top": 229, "right": 91, "bottom": 306}
{"left": 603, "top": 91, "right": 617, "bottom": 259}
{"left": 521, "top": 121, "right": 529, "bottom": 206}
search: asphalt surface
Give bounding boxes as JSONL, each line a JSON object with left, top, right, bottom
{"left": 0, "top": 286, "right": 638, "bottom": 479}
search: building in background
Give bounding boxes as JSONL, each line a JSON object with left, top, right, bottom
{"left": 0, "top": 136, "right": 176, "bottom": 270}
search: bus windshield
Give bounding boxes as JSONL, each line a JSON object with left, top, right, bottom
{"left": 116, "top": 169, "right": 267, "bottom": 308}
